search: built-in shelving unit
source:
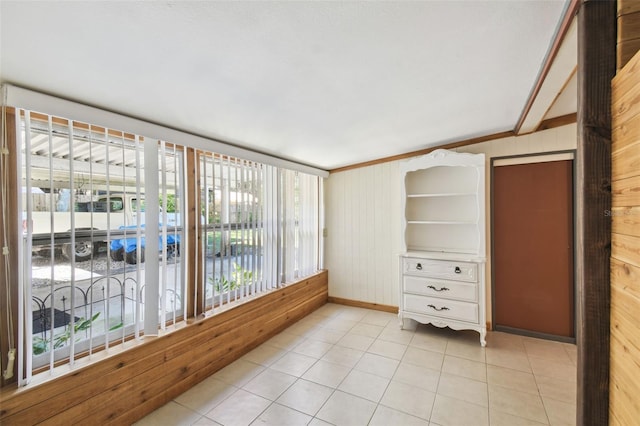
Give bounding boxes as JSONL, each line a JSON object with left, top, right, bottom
{"left": 399, "top": 149, "right": 487, "bottom": 346}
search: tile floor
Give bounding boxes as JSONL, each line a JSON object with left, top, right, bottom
{"left": 135, "top": 303, "right": 577, "bottom": 426}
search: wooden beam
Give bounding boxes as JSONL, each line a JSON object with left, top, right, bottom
{"left": 515, "top": 0, "right": 581, "bottom": 134}
{"left": 185, "top": 148, "right": 199, "bottom": 320}
{"left": 536, "top": 112, "right": 578, "bottom": 132}
{"left": 575, "top": 1, "right": 616, "bottom": 425}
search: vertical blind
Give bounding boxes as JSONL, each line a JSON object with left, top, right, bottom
{"left": 197, "top": 153, "right": 322, "bottom": 316}
{"left": 17, "top": 109, "right": 186, "bottom": 384}
{"left": 10, "top": 105, "right": 324, "bottom": 385}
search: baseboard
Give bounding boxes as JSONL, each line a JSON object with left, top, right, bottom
{"left": 327, "top": 296, "right": 398, "bottom": 314}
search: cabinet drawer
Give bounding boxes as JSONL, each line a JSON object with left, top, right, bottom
{"left": 403, "top": 258, "right": 478, "bottom": 282}
{"left": 403, "top": 294, "right": 479, "bottom": 324}
{"left": 403, "top": 276, "right": 477, "bottom": 303}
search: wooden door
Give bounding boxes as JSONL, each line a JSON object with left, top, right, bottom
{"left": 493, "top": 159, "right": 574, "bottom": 339}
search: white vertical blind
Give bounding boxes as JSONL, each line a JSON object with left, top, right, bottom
{"left": 11, "top": 104, "right": 322, "bottom": 385}
{"left": 281, "top": 169, "right": 296, "bottom": 283}
{"left": 15, "top": 109, "right": 186, "bottom": 383}
{"left": 143, "top": 138, "right": 159, "bottom": 336}
{"left": 21, "top": 111, "right": 33, "bottom": 385}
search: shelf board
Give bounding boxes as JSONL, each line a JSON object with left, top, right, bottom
{"left": 406, "top": 192, "right": 476, "bottom": 198}
{"left": 403, "top": 250, "right": 484, "bottom": 261}
{"left": 407, "top": 220, "right": 477, "bottom": 225}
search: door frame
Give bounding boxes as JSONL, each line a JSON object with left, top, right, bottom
{"left": 490, "top": 149, "right": 577, "bottom": 343}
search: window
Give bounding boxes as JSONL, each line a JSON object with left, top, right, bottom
{"left": 18, "top": 111, "right": 186, "bottom": 379}
{"left": 1, "top": 85, "right": 325, "bottom": 387}
{"left": 196, "top": 152, "right": 322, "bottom": 314}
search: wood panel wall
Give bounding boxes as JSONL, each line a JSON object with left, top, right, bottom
{"left": 324, "top": 125, "right": 577, "bottom": 320}
{"left": 618, "top": 0, "right": 640, "bottom": 71}
{"left": 0, "top": 271, "right": 328, "bottom": 425}
{"left": 610, "top": 48, "right": 640, "bottom": 426}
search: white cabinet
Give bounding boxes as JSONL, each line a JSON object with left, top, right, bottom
{"left": 399, "top": 149, "right": 486, "bottom": 346}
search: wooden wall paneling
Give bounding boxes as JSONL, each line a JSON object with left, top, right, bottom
{"left": 355, "top": 169, "right": 366, "bottom": 302}
{"left": 617, "top": 0, "right": 640, "bottom": 70}
{"left": 611, "top": 141, "right": 640, "bottom": 180}
{"left": 612, "top": 175, "right": 640, "bottom": 207}
{"left": 612, "top": 233, "right": 640, "bottom": 267}
{"left": 610, "top": 258, "right": 640, "bottom": 300}
{"left": 3, "top": 274, "right": 328, "bottom": 423}
{"left": 380, "top": 163, "right": 392, "bottom": 304}
{"left": 324, "top": 126, "right": 578, "bottom": 313}
{"left": 611, "top": 18, "right": 640, "bottom": 426}
{"left": 618, "top": 9, "right": 640, "bottom": 42}
{"left": 611, "top": 208, "right": 640, "bottom": 237}
{"left": 0, "top": 271, "right": 328, "bottom": 424}
{"left": 619, "top": 0, "right": 640, "bottom": 16}
{"left": 338, "top": 171, "right": 348, "bottom": 299}
{"left": 609, "top": 354, "right": 639, "bottom": 426}
{"left": 326, "top": 161, "right": 401, "bottom": 307}
{"left": 612, "top": 111, "right": 640, "bottom": 153}
{"left": 116, "top": 290, "right": 329, "bottom": 425}
{"left": 576, "top": 1, "right": 616, "bottom": 425}
{"left": 618, "top": 39, "right": 640, "bottom": 72}
{"left": 365, "top": 167, "right": 376, "bottom": 302}
{"left": 349, "top": 169, "right": 359, "bottom": 300}
{"left": 327, "top": 171, "right": 344, "bottom": 299}
{"left": 373, "top": 162, "right": 384, "bottom": 303}
{"left": 360, "top": 169, "right": 369, "bottom": 302}
{"left": 391, "top": 160, "right": 403, "bottom": 307}
{"left": 66, "top": 281, "right": 328, "bottom": 425}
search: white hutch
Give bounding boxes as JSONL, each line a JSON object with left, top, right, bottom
{"left": 399, "top": 149, "right": 487, "bottom": 346}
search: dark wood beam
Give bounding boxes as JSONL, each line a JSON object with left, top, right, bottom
{"left": 576, "top": 1, "right": 616, "bottom": 425}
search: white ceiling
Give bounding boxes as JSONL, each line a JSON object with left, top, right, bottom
{"left": 0, "top": 1, "right": 571, "bottom": 171}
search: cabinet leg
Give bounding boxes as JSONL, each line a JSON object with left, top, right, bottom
{"left": 398, "top": 312, "right": 404, "bottom": 330}
{"left": 480, "top": 329, "right": 487, "bottom": 347}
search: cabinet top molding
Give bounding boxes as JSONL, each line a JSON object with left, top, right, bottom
{"left": 401, "top": 149, "right": 485, "bottom": 173}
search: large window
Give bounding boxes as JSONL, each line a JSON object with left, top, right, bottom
{"left": 19, "top": 112, "right": 185, "bottom": 378}
{"left": 196, "top": 154, "right": 322, "bottom": 315}
{"left": 1, "top": 98, "right": 324, "bottom": 386}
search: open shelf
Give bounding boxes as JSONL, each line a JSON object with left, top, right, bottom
{"left": 399, "top": 149, "right": 487, "bottom": 346}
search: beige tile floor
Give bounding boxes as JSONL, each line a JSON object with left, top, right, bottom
{"left": 136, "top": 303, "right": 577, "bottom": 426}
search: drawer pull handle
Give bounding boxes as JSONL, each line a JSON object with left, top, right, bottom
{"left": 454, "top": 266, "right": 461, "bottom": 274}
{"left": 427, "top": 285, "right": 449, "bottom": 292}
{"left": 427, "top": 304, "right": 450, "bottom": 312}
{"left": 416, "top": 263, "right": 422, "bottom": 270}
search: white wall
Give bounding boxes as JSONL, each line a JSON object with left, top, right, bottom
{"left": 324, "top": 123, "right": 577, "bottom": 320}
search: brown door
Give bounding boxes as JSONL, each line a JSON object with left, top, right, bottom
{"left": 493, "top": 159, "right": 574, "bottom": 338}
